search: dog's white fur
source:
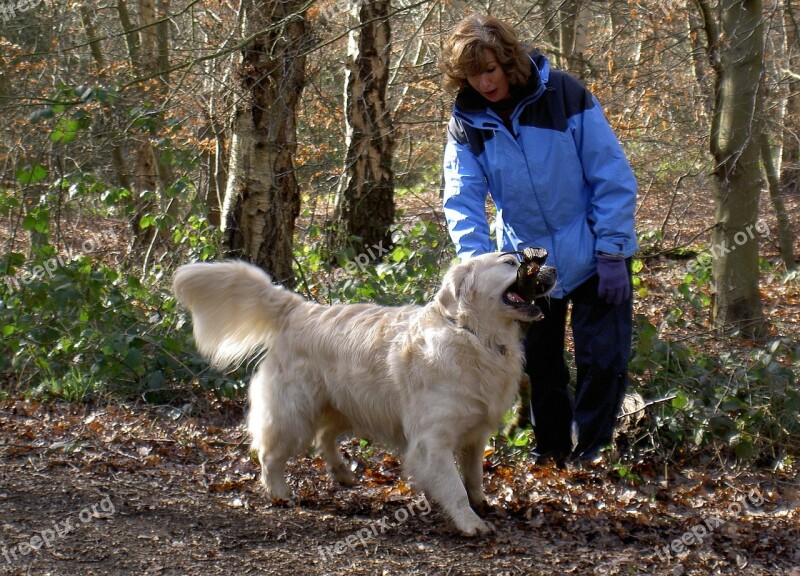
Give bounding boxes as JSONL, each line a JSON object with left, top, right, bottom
{"left": 173, "top": 253, "right": 542, "bottom": 535}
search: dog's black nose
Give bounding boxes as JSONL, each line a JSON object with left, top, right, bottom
{"left": 538, "top": 265, "right": 557, "bottom": 284}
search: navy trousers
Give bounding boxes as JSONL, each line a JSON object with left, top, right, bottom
{"left": 523, "top": 262, "right": 633, "bottom": 459}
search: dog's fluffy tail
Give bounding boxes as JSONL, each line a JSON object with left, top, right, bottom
{"left": 172, "top": 261, "right": 304, "bottom": 370}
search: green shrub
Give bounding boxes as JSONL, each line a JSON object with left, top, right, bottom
{"left": 629, "top": 314, "right": 799, "bottom": 466}
{"left": 0, "top": 251, "right": 245, "bottom": 401}
{"left": 0, "top": 202, "right": 245, "bottom": 402}
{"left": 294, "top": 218, "right": 456, "bottom": 306}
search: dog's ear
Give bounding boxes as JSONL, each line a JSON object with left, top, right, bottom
{"left": 435, "top": 260, "right": 474, "bottom": 318}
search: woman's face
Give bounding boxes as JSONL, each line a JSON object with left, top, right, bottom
{"left": 467, "top": 49, "right": 510, "bottom": 102}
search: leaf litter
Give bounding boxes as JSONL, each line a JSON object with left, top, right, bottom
{"left": 0, "top": 398, "right": 798, "bottom": 575}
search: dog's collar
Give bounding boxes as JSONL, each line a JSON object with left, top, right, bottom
{"left": 445, "top": 316, "right": 506, "bottom": 356}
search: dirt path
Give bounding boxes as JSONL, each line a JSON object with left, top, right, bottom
{"left": 1, "top": 400, "right": 798, "bottom": 576}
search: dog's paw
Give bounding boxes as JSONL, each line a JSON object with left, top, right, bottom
{"left": 263, "top": 482, "right": 295, "bottom": 505}
{"left": 268, "top": 495, "right": 296, "bottom": 507}
{"left": 472, "top": 498, "right": 494, "bottom": 516}
{"left": 326, "top": 460, "right": 356, "bottom": 487}
{"left": 457, "top": 516, "right": 496, "bottom": 537}
{"left": 332, "top": 468, "right": 356, "bottom": 487}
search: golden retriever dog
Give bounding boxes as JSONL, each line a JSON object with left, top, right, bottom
{"left": 172, "top": 252, "right": 555, "bottom": 535}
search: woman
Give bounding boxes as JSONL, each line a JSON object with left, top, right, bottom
{"left": 440, "top": 14, "right": 638, "bottom": 463}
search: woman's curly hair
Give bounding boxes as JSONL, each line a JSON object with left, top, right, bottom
{"left": 440, "top": 14, "right": 532, "bottom": 94}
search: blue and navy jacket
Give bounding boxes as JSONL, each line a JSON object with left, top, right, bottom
{"left": 442, "top": 52, "right": 638, "bottom": 298}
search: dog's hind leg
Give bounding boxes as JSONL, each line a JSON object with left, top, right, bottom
{"left": 315, "top": 408, "right": 355, "bottom": 487}
{"left": 406, "top": 436, "right": 495, "bottom": 536}
{"left": 255, "top": 443, "right": 295, "bottom": 501}
{"left": 248, "top": 363, "right": 317, "bottom": 502}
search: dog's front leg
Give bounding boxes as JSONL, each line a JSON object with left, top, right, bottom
{"left": 459, "top": 439, "right": 489, "bottom": 511}
{"left": 406, "top": 438, "right": 495, "bottom": 536}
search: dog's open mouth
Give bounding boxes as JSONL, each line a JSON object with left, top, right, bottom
{"left": 502, "top": 289, "right": 543, "bottom": 320}
{"left": 503, "top": 247, "right": 557, "bottom": 321}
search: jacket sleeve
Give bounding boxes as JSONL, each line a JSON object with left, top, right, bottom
{"left": 441, "top": 119, "right": 494, "bottom": 259}
{"left": 569, "top": 87, "right": 638, "bottom": 256}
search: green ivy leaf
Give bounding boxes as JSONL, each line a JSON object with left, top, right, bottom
{"left": 16, "top": 164, "right": 48, "bottom": 185}
{"left": 671, "top": 390, "right": 690, "bottom": 410}
{"left": 139, "top": 214, "right": 154, "bottom": 229}
{"left": 51, "top": 117, "right": 88, "bottom": 144}
{"left": 1, "top": 252, "right": 26, "bottom": 275}
{"left": 733, "top": 439, "right": 755, "bottom": 461}
{"left": 22, "top": 206, "right": 50, "bottom": 234}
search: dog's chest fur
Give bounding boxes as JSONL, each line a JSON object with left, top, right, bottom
{"left": 392, "top": 311, "right": 525, "bottom": 428}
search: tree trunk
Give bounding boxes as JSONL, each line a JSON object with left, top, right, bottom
{"left": 117, "top": 0, "right": 140, "bottom": 70}
{"left": 570, "top": 1, "right": 591, "bottom": 76}
{"left": 781, "top": 3, "right": 800, "bottom": 197}
{"left": 130, "top": 0, "right": 162, "bottom": 248}
{"left": 761, "top": 131, "right": 798, "bottom": 270}
{"left": 198, "top": 13, "right": 231, "bottom": 229}
{"left": 130, "top": 0, "right": 175, "bottom": 256}
{"left": 79, "top": 4, "right": 106, "bottom": 73}
{"left": 699, "top": 0, "right": 767, "bottom": 338}
{"left": 81, "top": 3, "right": 131, "bottom": 191}
{"left": 221, "top": 0, "right": 307, "bottom": 285}
{"left": 688, "top": 8, "right": 712, "bottom": 116}
{"left": 541, "top": 0, "right": 574, "bottom": 70}
{"left": 198, "top": 117, "right": 226, "bottom": 228}
{"left": 157, "top": 0, "right": 171, "bottom": 87}
{"left": 333, "top": 0, "right": 395, "bottom": 257}
{"left": 540, "top": 0, "right": 590, "bottom": 76}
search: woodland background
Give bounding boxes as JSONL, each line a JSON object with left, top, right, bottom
{"left": 0, "top": 1, "right": 799, "bottom": 574}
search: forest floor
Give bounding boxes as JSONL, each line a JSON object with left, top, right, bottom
{"left": 1, "top": 398, "right": 799, "bottom": 576}
{"left": 1, "top": 188, "right": 799, "bottom": 576}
